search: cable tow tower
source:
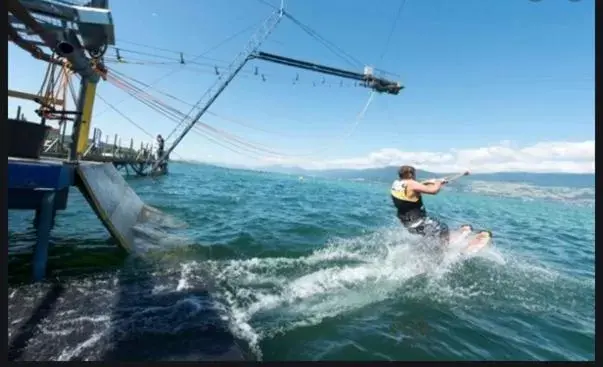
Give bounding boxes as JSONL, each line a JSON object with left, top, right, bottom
{"left": 151, "top": 6, "right": 404, "bottom": 173}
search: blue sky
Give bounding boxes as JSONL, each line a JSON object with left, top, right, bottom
{"left": 8, "top": 0, "right": 594, "bottom": 172}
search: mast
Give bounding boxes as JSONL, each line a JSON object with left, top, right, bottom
{"left": 151, "top": 6, "right": 285, "bottom": 173}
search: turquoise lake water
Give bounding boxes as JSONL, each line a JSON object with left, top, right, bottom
{"left": 8, "top": 162, "right": 595, "bottom": 361}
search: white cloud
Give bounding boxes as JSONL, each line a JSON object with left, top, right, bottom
{"left": 259, "top": 140, "right": 595, "bottom": 173}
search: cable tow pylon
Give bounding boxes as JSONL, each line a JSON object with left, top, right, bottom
{"left": 150, "top": 7, "right": 286, "bottom": 174}
{"left": 137, "top": 3, "right": 405, "bottom": 174}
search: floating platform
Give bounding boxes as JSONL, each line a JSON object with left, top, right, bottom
{"left": 8, "top": 156, "right": 161, "bottom": 281}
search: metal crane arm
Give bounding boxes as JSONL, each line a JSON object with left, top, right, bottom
{"left": 251, "top": 51, "right": 403, "bottom": 95}
{"left": 150, "top": 8, "right": 285, "bottom": 173}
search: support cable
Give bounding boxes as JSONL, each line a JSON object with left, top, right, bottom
{"left": 106, "top": 71, "right": 377, "bottom": 159}
{"left": 93, "top": 21, "right": 263, "bottom": 118}
{"left": 377, "top": 0, "right": 406, "bottom": 64}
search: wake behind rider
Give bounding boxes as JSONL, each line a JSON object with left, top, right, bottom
{"left": 391, "top": 165, "right": 450, "bottom": 246}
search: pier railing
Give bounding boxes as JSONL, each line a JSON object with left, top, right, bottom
{"left": 42, "top": 126, "right": 159, "bottom": 163}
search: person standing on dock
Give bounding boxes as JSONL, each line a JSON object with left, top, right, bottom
{"left": 155, "top": 134, "right": 167, "bottom": 172}
{"left": 156, "top": 134, "right": 165, "bottom": 159}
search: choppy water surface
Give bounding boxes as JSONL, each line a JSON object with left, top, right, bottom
{"left": 8, "top": 163, "right": 595, "bottom": 361}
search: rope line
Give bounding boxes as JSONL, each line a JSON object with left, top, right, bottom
{"left": 377, "top": 0, "right": 407, "bottom": 65}
{"left": 284, "top": 12, "right": 364, "bottom": 69}
{"left": 93, "top": 20, "right": 262, "bottom": 118}
{"left": 105, "top": 68, "right": 367, "bottom": 139}
{"left": 105, "top": 71, "right": 376, "bottom": 159}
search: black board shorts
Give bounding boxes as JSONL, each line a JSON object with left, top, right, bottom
{"left": 399, "top": 215, "right": 449, "bottom": 239}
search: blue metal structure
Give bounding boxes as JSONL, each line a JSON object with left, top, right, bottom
{"left": 8, "top": 158, "right": 75, "bottom": 280}
{"left": 8, "top": 0, "right": 116, "bottom": 281}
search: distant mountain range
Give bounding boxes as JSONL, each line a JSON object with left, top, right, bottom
{"left": 259, "top": 165, "right": 595, "bottom": 188}
{"left": 171, "top": 160, "right": 594, "bottom": 188}
{"left": 261, "top": 165, "right": 437, "bottom": 181}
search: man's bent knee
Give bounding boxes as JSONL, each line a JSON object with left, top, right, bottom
{"left": 433, "top": 221, "right": 449, "bottom": 245}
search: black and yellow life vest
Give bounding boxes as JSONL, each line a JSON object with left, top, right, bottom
{"left": 391, "top": 179, "right": 426, "bottom": 223}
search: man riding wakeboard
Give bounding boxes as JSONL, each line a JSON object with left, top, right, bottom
{"left": 391, "top": 165, "right": 493, "bottom": 252}
{"left": 391, "top": 165, "right": 451, "bottom": 246}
